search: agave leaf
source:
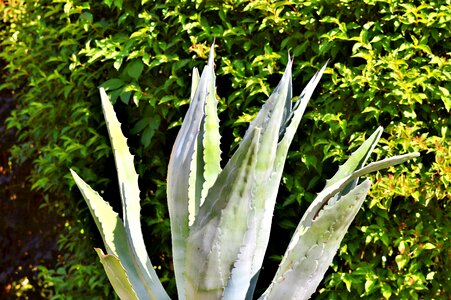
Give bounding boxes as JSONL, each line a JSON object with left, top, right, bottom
{"left": 190, "top": 67, "right": 200, "bottom": 101}
{"left": 73, "top": 46, "right": 420, "bottom": 300}
{"left": 300, "top": 151, "right": 420, "bottom": 230}
{"left": 70, "top": 169, "right": 169, "bottom": 299}
{"left": 261, "top": 180, "right": 372, "bottom": 300}
{"left": 100, "top": 87, "right": 145, "bottom": 262}
{"left": 167, "top": 45, "right": 221, "bottom": 299}
{"left": 218, "top": 61, "right": 329, "bottom": 300}
{"left": 241, "top": 58, "right": 293, "bottom": 145}
{"left": 201, "top": 50, "right": 222, "bottom": 204}
{"left": 186, "top": 66, "right": 203, "bottom": 228}
{"left": 261, "top": 151, "right": 419, "bottom": 299}
{"left": 99, "top": 89, "right": 170, "bottom": 300}
{"left": 70, "top": 169, "right": 124, "bottom": 257}
{"left": 185, "top": 60, "right": 294, "bottom": 298}
{"left": 183, "top": 59, "right": 329, "bottom": 299}
{"left": 186, "top": 46, "right": 222, "bottom": 214}
{"left": 184, "top": 127, "right": 261, "bottom": 299}
{"left": 168, "top": 66, "right": 204, "bottom": 299}
{"left": 243, "top": 62, "right": 328, "bottom": 300}
{"left": 324, "top": 126, "right": 383, "bottom": 193}
{"left": 223, "top": 205, "right": 258, "bottom": 300}
{"left": 95, "top": 248, "right": 139, "bottom": 300}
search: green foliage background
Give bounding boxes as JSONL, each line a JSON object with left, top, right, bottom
{"left": 1, "top": 0, "right": 449, "bottom": 298}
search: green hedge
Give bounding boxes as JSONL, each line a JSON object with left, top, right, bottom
{"left": 1, "top": 0, "right": 449, "bottom": 298}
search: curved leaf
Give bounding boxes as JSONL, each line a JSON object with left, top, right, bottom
{"left": 70, "top": 169, "right": 169, "bottom": 300}
{"left": 261, "top": 180, "right": 372, "bottom": 300}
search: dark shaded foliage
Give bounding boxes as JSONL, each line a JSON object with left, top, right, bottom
{"left": 0, "top": 93, "right": 61, "bottom": 299}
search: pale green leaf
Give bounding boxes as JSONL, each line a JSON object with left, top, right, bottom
{"left": 185, "top": 60, "right": 295, "bottom": 299}
{"left": 70, "top": 169, "right": 169, "bottom": 299}
{"left": 261, "top": 180, "right": 372, "bottom": 299}
{"left": 324, "top": 126, "right": 383, "bottom": 193}
{"left": 99, "top": 89, "right": 169, "bottom": 300}
{"left": 201, "top": 46, "right": 222, "bottom": 204}
{"left": 247, "top": 62, "right": 328, "bottom": 298}
{"left": 185, "top": 127, "right": 261, "bottom": 299}
{"left": 167, "top": 45, "right": 219, "bottom": 299}
{"left": 95, "top": 249, "right": 139, "bottom": 300}
{"left": 259, "top": 150, "right": 418, "bottom": 299}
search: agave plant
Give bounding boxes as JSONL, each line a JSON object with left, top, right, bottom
{"left": 70, "top": 46, "right": 419, "bottom": 300}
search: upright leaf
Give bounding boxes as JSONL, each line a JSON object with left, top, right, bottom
{"left": 200, "top": 49, "right": 222, "bottom": 203}
{"left": 247, "top": 63, "right": 328, "bottom": 298}
{"left": 167, "top": 45, "right": 220, "bottom": 299}
{"left": 184, "top": 128, "right": 261, "bottom": 299}
{"left": 99, "top": 89, "right": 169, "bottom": 300}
